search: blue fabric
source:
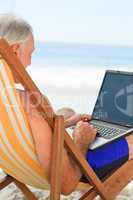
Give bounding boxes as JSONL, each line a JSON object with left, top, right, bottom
{"left": 86, "top": 138, "right": 129, "bottom": 169}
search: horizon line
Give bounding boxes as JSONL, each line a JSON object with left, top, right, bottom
{"left": 35, "top": 40, "right": 133, "bottom": 48}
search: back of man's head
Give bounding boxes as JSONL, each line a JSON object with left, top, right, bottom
{"left": 0, "top": 13, "right": 32, "bottom": 45}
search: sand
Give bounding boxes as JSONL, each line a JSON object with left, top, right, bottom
{"left": 0, "top": 171, "right": 133, "bottom": 200}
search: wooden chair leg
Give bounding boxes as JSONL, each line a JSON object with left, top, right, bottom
{"left": 14, "top": 179, "right": 38, "bottom": 200}
{"left": 0, "top": 175, "right": 14, "bottom": 189}
{"left": 80, "top": 159, "right": 133, "bottom": 200}
{"left": 0, "top": 174, "right": 37, "bottom": 200}
{"left": 79, "top": 187, "right": 96, "bottom": 200}
{"left": 50, "top": 115, "right": 64, "bottom": 200}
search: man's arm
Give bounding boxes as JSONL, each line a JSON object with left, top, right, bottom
{"left": 18, "top": 90, "right": 96, "bottom": 194}
{"left": 64, "top": 114, "right": 92, "bottom": 128}
{"left": 27, "top": 107, "right": 96, "bottom": 195}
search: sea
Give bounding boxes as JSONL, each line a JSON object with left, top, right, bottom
{"left": 27, "top": 42, "right": 133, "bottom": 114}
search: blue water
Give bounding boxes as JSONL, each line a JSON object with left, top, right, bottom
{"left": 29, "top": 42, "right": 133, "bottom": 112}
{"left": 33, "top": 42, "right": 133, "bottom": 67}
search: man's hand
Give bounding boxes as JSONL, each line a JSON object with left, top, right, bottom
{"left": 73, "top": 121, "right": 97, "bottom": 155}
{"left": 65, "top": 114, "right": 91, "bottom": 128}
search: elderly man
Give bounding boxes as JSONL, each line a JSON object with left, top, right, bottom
{"left": 0, "top": 14, "right": 132, "bottom": 195}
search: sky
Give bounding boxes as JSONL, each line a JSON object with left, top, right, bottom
{"left": 1, "top": 0, "right": 133, "bottom": 46}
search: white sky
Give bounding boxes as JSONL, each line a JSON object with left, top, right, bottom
{"left": 1, "top": 0, "right": 133, "bottom": 45}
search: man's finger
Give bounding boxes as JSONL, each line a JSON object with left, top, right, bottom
{"left": 81, "top": 114, "right": 91, "bottom": 120}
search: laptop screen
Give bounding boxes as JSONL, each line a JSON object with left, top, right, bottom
{"left": 92, "top": 70, "right": 133, "bottom": 127}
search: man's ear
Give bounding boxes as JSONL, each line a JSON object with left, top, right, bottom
{"left": 10, "top": 43, "right": 20, "bottom": 56}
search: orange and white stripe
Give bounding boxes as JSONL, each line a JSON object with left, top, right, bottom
{"left": 0, "top": 60, "right": 49, "bottom": 189}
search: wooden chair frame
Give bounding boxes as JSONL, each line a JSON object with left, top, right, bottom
{"left": 0, "top": 39, "right": 133, "bottom": 200}
{"left": 0, "top": 175, "right": 37, "bottom": 200}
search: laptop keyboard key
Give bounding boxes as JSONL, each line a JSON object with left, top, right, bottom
{"left": 90, "top": 122, "right": 125, "bottom": 139}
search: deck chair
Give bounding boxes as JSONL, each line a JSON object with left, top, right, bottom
{"left": 0, "top": 39, "right": 133, "bottom": 200}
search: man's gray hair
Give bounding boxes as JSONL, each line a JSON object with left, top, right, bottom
{"left": 0, "top": 13, "right": 33, "bottom": 45}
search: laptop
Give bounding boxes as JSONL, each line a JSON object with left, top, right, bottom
{"left": 68, "top": 70, "right": 133, "bottom": 150}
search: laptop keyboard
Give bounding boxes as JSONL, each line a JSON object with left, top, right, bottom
{"left": 90, "top": 122, "right": 125, "bottom": 139}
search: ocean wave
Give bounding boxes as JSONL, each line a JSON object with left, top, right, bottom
{"left": 27, "top": 64, "right": 132, "bottom": 87}
{"left": 26, "top": 64, "right": 133, "bottom": 112}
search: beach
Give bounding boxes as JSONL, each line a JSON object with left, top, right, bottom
{"left": 1, "top": 42, "right": 133, "bottom": 199}
{"left": 27, "top": 64, "right": 133, "bottom": 114}
{"left": 1, "top": 65, "right": 133, "bottom": 200}
{"left": 0, "top": 170, "right": 133, "bottom": 199}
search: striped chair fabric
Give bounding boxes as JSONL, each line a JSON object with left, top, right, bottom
{"left": 0, "top": 59, "right": 49, "bottom": 189}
